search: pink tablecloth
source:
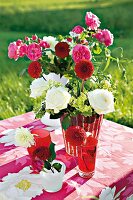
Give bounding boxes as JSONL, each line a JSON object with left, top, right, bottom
{"left": 0, "top": 112, "right": 133, "bottom": 200}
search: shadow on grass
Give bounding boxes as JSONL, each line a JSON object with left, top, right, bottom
{"left": 0, "top": 0, "right": 133, "bottom": 37}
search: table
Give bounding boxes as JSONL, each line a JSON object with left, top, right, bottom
{"left": 0, "top": 112, "right": 133, "bottom": 200}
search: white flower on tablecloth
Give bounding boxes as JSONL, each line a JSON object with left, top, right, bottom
{"left": 0, "top": 167, "right": 44, "bottom": 200}
{"left": 0, "top": 192, "right": 9, "bottom": 200}
{"left": 127, "top": 194, "right": 133, "bottom": 200}
{"left": 30, "top": 77, "right": 48, "bottom": 98}
{"left": 41, "top": 112, "right": 61, "bottom": 131}
{"left": 122, "top": 153, "right": 133, "bottom": 166}
{"left": 0, "top": 127, "right": 34, "bottom": 148}
{"left": 43, "top": 73, "right": 68, "bottom": 86}
{"left": 99, "top": 186, "right": 116, "bottom": 200}
{"left": 96, "top": 157, "right": 119, "bottom": 171}
{"left": 45, "top": 86, "right": 71, "bottom": 113}
{"left": 87, "top": 89, "right": 114, "bottom": 114}
{"left": 43, "top": 36, "right": 58, "bottom": 51}
{"left": 0, "top": 129, "right": 16, "bottom": 146}
{"left": 14, "top": 127, "right": 35, "bottom": 148}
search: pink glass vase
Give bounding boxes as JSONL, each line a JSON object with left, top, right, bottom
{"left": 61, "top": 114, "right": 103, "bottom": 157}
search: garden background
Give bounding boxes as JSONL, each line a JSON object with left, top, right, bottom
{"left": 0, "top": 0, "right": 132, "bottom": 127}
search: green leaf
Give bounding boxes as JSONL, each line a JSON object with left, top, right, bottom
{"left": 93, "top": 43, "right": 102, "bottom": 55}
{"left": 48, "top": 142, "right": 56, "bottom": 162}
{"left": 19, "top": 68, "right": 27, "bottom": 77}
{"left": 52, "top": 163, "right": 62, "bottom": 173}
{"left": 61, "top": 115, "right": 71, "bottom": 130}
{"left": 103, "top": 56, "right": 111, "bottom": 71}
{"left": 44, "top": 160, "right": 51, "bottom": 170}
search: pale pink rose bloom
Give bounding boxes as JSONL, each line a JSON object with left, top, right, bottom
{"left": 94, "top": 29, "right": 114, "bottom": 46}
{"left": 85, "top": 11, "right": 101, "bottom": 30}
{"left": 8, "top": 42, "right": 19, "bottom": 60}
{"left": 27, "top": 43, "right": 42, "bottom": 61}
{"left": 72, "top": 44, "right": 92, "bottom": 63}
{"left": 19, "top": 44, "right": 28, "bottom": 57}
{"left": 71, "top": 25, "right": 84, "bottom": 34}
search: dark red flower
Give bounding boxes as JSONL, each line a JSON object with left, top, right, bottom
{"left": 65, "top": 126, "right": 86, "bottom": 146}
{"left": 31, "top": 158, "right": 44, "bottom": 173}
{"left": 32, "top": 146, "right": 51, "bottom": 161}
{"left": 55, "top": 42, "right": 70, "bottom": 59}
{"left": 28, "top": 61, "right": 42, "bottom": 78}
{"left": 74, "top": 59, "right": 94, "bottom": 80}
{"left": 86, "top": 136, "right": 98, "bottom": 147}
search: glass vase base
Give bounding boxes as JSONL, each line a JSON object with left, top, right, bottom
{"left": 78, "top": 170, "right": 94, "bottom": 178}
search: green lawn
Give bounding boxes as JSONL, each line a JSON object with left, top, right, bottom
{"left": 0, "top": 0, "right": 133, "bottom": 127}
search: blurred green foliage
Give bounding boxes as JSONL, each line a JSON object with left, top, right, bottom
{"left": 0, "top": 0, "right": 133, "bottom": 127}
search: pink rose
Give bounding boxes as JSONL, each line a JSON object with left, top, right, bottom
{"left": 66, "top": 37, "right": 72, "bottom": 42}
{"left": 39, "top": 40, "right": 50, "bottom": 48}
{"left": 27, "top": 43, "right": 42, "bottom": 61}
{"left": 8, "top": 42, "right": 19, "bottom": 60}
{"left": 19, "top": 44, "right": 27, "bottom": 57}
{"left": 32, "top": 35, "right": 38, "bottom": 40}
{"left": 85, "top": 12, "right": 100, "bottom": 30}
{"left": 71, "top": 25, "right": 84, "bottom": 34}
{"left": 94, "top": 29, "right": 114, "bottom": 46}
{"left": 72, "top": 44, "right": 92, "bottom": 63}
{"left": 16, "top": 39, "right": 22, "bottom": 46}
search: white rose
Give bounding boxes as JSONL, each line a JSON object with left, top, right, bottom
{"left": 43, "top": 36, "right": 58, "bottom": 51}
{"left": 43, "top": 73, "right": 68, "bottom": 86}
{"left": 87, "top": 89, "right": 114, "bottom": 114}
{"left": 30, "top": 77, "right": 48, "bottom": 98}
{"left": 45, "top": 86, "right": 71, "bottom": 113}
{"left": 99, "top": 186, "right": 116, "bottom": 200}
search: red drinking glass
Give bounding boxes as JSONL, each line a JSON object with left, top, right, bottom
{"left": 77, "top": 136, "right": 98, "bottom": 178}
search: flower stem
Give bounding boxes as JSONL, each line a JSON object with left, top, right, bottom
{"left": 81, "top": 80, "right": 85, "bottom": 92}
{"left": 42, "top": 74, "right": 46, "bottom": 81}
{"left": 51, "top": 167, "right": 54, "bottom": 173}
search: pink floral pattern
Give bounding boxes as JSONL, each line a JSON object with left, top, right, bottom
{"left": 0, "top": 112, "right": 133, "bottom": 199}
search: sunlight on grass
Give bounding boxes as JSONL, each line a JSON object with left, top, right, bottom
{"left": 0, "top": 0, "right": 132, "bottom": 11}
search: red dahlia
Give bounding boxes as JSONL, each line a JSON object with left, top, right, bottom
{"left": 28, "top": 61, "right": 42, "bottom": 78}
{"left": 74, "top": 59, "right": 94, "bottom": 80}
{"left": 32, "top": 146, "right": 51, "bottom": 161}
{"left": 55, "top": 42, "right": 70, "bottom": 59}
{"left": 86, "top": 136, "right": 98, "bottom": 147}
{"left": 65, "top": 126, "right": 86, "bottom": 146}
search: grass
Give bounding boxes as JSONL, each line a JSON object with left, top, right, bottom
{"left": 0, "top": 0, "right": 133, "bottom": 127}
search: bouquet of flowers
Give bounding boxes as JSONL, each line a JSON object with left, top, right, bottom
{"left": 9, "top": 11, "right": 126, "bottom": 159}
{"left": 8, "top": 11, "right": 116, "bottom": 121}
